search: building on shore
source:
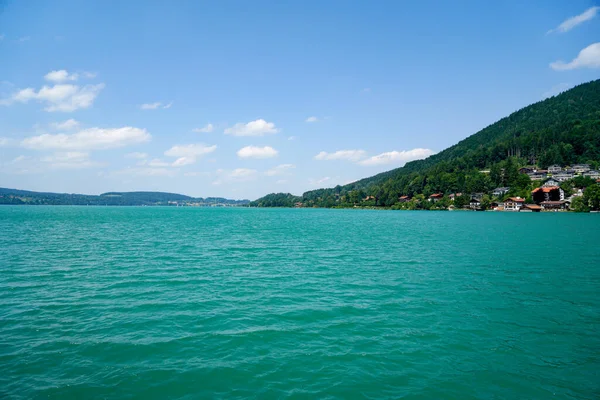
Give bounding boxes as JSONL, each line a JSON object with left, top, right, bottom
{"left": 504, "top": 197, "right": 525, "bottom": 211}
{"left": 429, "top": 193, "right": 443, "bottom": 202}
{"left": 541, "top": 200, "right": 570, "bottom": 211}
{"left": 521, "top": 204, "right": 542, "bottom": 212}
{"left": 469, "top": 198, "right": 481, "bottom": 210}
{"left": 448, "top": 193, "right": 462, "bottom": 201}
{"left": 532, "top": 186, "right": 565, "bottom": 204}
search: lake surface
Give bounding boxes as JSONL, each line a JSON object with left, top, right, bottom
{"left": 1, "top": 206, "right": 599, "bottom": 399}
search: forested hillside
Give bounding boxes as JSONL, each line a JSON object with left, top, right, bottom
{"left": 0, "top": 188, "right": 249, "bottom": 206}
{"left": 252, "top": 79, "right": 600, "bottom": 208}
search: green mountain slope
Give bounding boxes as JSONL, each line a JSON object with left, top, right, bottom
{"left": 0, "top": 188, "right": 249, "bottom": 206}
{"left": 252, "top": 79, "right": 600, "bottom": 207}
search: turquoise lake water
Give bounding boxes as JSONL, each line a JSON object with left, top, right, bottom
{"left": 1, "top": 206, "right": 599, "bottom": 399}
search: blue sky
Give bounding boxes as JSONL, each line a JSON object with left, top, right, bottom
{"left": 1, "top": 1, "right": 599, "bottom": 199}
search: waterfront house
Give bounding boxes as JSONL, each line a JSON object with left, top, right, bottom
{"left": 429, "top": 193, "right": 443, "bottom": 202}
{"left": 573, "top": 164, "right": 591, "bottom": 173}
{"left": 398, "top": 195, "right": 411, "bottom": 203}
{"left": 469, "top": 198, "right": 481, "bottom": 210}
{"left": 364, "top": 195, "right": 376, "bottom": 201}
{"left": 548, "top": 165, "right": 562, "bottom": 174}
{"left": 521, "top": 204, "right": 542, "bottom": 212}
{"left": 532, "top": 186, "right": 564, "bottom": 204}
{"left": 504, "top": 197, "right": 525, "bottom": 211}
{"left": 541, "top": 200, "right": 569, "bottom": 211}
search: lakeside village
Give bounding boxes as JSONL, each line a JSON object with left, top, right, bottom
{"left": 296, "top": 164, "right": 600, "bottom": 212}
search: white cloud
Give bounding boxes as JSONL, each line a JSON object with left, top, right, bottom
{"left": 0, "top": 137, "right": 13, "bottom": 147}
{"left": 358, "top": 148, "right": 434, "bottom": 166}
{"left": 131, "top": 144, "right": 216, "bottom": 169}
{"left": 18, "top": 36, "right": 30, "bottom": 42}
{"left": 82, "top": 72, "right": 97, "bottom": 79}
{"left": 40, "top": 151, "right": 103, "bottom": 169}
{"left": 21, "top": 127, "right": 150, "bottom": 150}
{"left": 193, "top": 123, "right": 214, "bottom": 133}
{"left": 50, "top": 118, "right": 79, "bottom": 130}
{"left": 140, "top": 102, "right": 162, "bottom": 110}
{"left": 547, "top": 6, "right": 599, "bottom": 34}
{"left": 212, "top": 168, "right": 258, "bottom": 185}
{"left": 306, "top": 116, "right": 318, "bottom": 123}
{"left": 45, "top": 70, "right": 79, "bottom": 83}
{"left": 266, "top": 163, "right": 295, "bottom": 176}
{"left": 115, "top": 167, "right": 177, "bottom": 177}
{"left": 139, "top": 101, "right": 172, "bottom": 110}
{"left": 314, "top": 149, "right": 366, "bottom": 161}
{"left": 3, "top": 83, "right": 105, "bottom": 112}
{"left": 230, "top": 168, "right": 258, "bottom": 178}
{"left": 224, "top": 119, "right": 279, "bottom": 136}
{"left": 11, "top": 155, "right": 29, "bottom": 163}
{"left": 542, "top": 83, "right": 573, "bottom": 99}
{"left": 165, "top": 143, "right": 217, "bottom": 158}
{"left": 164, "top": 143, "right": 217, "bottom": 166}
{"left": 172, "top": 157, "right": 197, "bottom": 167}
{"left": 147, "top": 158, "right": 171, "bottom": 167}
{"left": 288, "top": 136, "right": 296, "bottom": 141}
{"left": 184, "top": 171, "right": 211, "bottom": 177}
{"left": 237, "top": 145, "right": 278, "bottom": 159}
{"left": 309, "top": 177, "right": 331, "bottom": 186}
{"left": 276, "top": 179, "right": 287, "bottom": 184}
{"left": 125, "top": 152, "right": 148, "bottom": 159}
{"left": 362, "top": 88, "right": 371, "bottom": 93}
{"left": 550, "top": 43, "right": 600, "bottom": 71}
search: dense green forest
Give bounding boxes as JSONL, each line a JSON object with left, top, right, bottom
{"left": 249, "top": 193, "right": 301, "bottom": 208}
{"left": 0, "top": 188, "right": 249, "bottom": 206}
{"left": 251, "top": 79, "right": 600, "bottom": 210}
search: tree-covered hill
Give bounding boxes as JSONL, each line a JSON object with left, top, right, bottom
{"left": 249, "top": 193, "right": 301, "bottom": 207}
{"left": 254, "top": 79, "right": 600, "bottom": 208}
{"left": 0, "top": 188, "right": 249, "bottom": 206}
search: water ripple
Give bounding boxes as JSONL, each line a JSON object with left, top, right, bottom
{"left": 1, "top": 207, "right": 599, "bottom": 399}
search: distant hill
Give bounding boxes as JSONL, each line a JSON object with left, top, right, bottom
{"left": 252, "top": 79, "right": 600, "bottom": 208}
{"left": 0, "top": 188, "right": 249, "bottom": 206}
{"left": 249, "top": 193, "right": 301, "bottom": 208}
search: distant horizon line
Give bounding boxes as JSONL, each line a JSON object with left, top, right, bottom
{"left": 0, "top": 186, "right": 252, "bottom": 202}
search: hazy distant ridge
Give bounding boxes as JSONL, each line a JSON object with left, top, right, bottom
{"left": 0, "top": 188, "right": 249, "bottom": 206}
